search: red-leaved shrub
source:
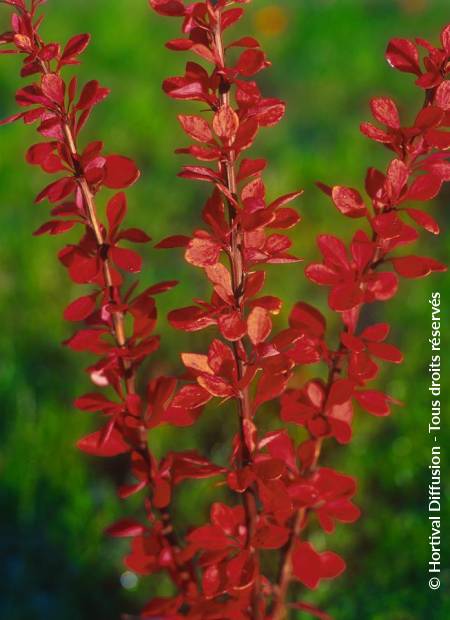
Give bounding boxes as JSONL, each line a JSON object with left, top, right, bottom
{"left": 1, "top": 1, "right": 448, "bottom": 618}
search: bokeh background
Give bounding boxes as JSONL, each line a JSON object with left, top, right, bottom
{"left": 0, "top": 0, "right": 449, "bottom": 618}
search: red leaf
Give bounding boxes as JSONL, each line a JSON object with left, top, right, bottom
{"left": 76, "top": 80, "right": 110, "bottom": 110}
{"left": 171, "top": 384, "right": 211, "bottom": 409}
{"left": 144, "top": 280, "right": 178, "bottom": 295}
{"left": 221, "top": 8, "right": 244, "bottom": 30}
{"left": 105, "top": 519, "right": 146, "bottom": 538}
{"left": 213, "top": 105, "right": 240, "bottom": 142}
{"left": 234, "top": 117, "right": 259, "bottom": 152}
{"left": 107, "top": 192, "right": 127, "bottom": 233}
{"left": 328, "top": 379, "right": 354, "bottom": 407}
{"left": 153, "top": 478, "right": 171, "bottom": 508}
{"left": 387, "top": 158, "right": 409, "bottom": 199}
{"left": 64, "top": 329, "right": 109, "bottom": 354}
{"left": 41, "top": 73, "right": 65, "bottom": 105}
{"left": 33, "top": 220, "right": 77, "bottom": 236}
{"left": 269, "top": 207, "right": 300, "bottom": 229}
{"left": 292, "top": 541, "right": 346, "bottom": 589}
{"left": 268, "top": 191, "right": 303, "bottom": 210}
{"left": 164, "top": 80, "right": 205, "bottom": 101}
{"left": 64, "top": 294, "right": 97, "bottom": 321}
{"left": 202, "top": 565, "right": 220, "bottom": 599}
{"left": 331, "top": 186, "right": 367, "bottom": 218}
{"left": 205, "top": 263, "right": 233, "bottom": 299}
{"left": 185, "top": 233, "right": 221, "bottom": 267}
{"left": 385, "top": 38, "right": 420, "bottom": 75}
{"left": 289, "top": 302, "right": 326, "bottom": 337}
{"left": 35, "top": 178, "right": 76, "bottom": 204}
{"left": 169, "top": 306, "right": 215, "bottom": 332}
{"left": 370, "top": 97, "right": 400, "bottom": 129}
{"left": 392, "top": 255, "right": 446, "bottom": 278}
{"left": 305, "top": 264, "right": 339, "bottom": 287}
{"left": 110, "top": 246, "right": 142, "bottom": 273}
{"left": 118, "top": 480, "right": 147, "bottom": 499}
{"left": 289, "top": 602, "right": 332, "bottom": 620}
{"left": 360, "top": 122, "right": 392, "bottom": 143}
{"left": 74, "top": 393, "right": 116, "bottom": 413}
{"left": 405, "top": 208, "right": 440, "bottom": 234}
{"left": 406, "top": 175, "right": 442, "bottom": 201}
{"left": 354, "top": 390, "right": 396, "bottom": 416}
{"left": 364, "top": 272, "right": 398, "bottom": 302}
{"left": 259, "top": 430, "right": 297, "bottom": 472}
{"left": 415, "top": 106, "right": 444, "bottom": 130}
{"left": 155, "top": 235, "right": 190, "bottom": 249}
{"left": 236, "top": 49, "right": 268, "bottom": 76}
{"left": 435, "top": 80, "right": 450, "bottom": 111}
{"left": 237, "top": 158, "right": 267, "bottom": 182}
{"left": 149, "top": 0, "right": 185, "bottom": 17}
{"left": 441, "top": 23, "right": 450, "bottom": 53}
{"left": 367, "top": 341, "right": 403, "bottom": 363}
{"left": 0, "top": 112, "right": 24, "bottom": 126}
{"left": 26, "top": 142, "right": 55, "bottom": 166}
{"left": 218, "top": 311, "right": 247, "bottom": 341}
{"left": 103, "top": 155, "right": 140, "bottom": 189}
{"left": 187, "top": 525, "right": 230, "bottom": 551}
{"left": 178, "top": 114, "right": 213, "bottom": 143}
{"left": 329, "top": 282, "right": 364, "bottom": 312}
{"left": 254, "top": 373, "right": 288, "bottom": 410}
{"left": 253, "top": 524, "right": 289, "bottom": 549}
{"left": 228, "top": 36, "right": 260, "bottom": 50}
{"left": 197, "top": 374, "right": 234, "bottom": 398}
{"left": 166, "top": 38, "right": 193, "bottom": 51}
{"left": 118, "top": 228, "right": 151, "bottom": 243}
{"left": 247, "top": 306, "right": 272, "bottom": 345}
{"left": 317, "top": 234, "right": 348, "bottom": 269}
{"left": 255, "top": 99, "right": 286, "bottom": 127}
{"left": 190, "top": 44, "right": 215, "bottom": 63}
{"left": 61, "top": 33, "right": 90, "bottom": 62}
{"left": 360, "top": 323, "right": 390, "bottom": 342}
{"left": 77, "top": 427, "right": 129, "bottom": 456}
{"left": 178, "top": 165, "right": 220, "bottom": 183}
{"left": 424, "top": 129, "right": 450, "bottom": 150}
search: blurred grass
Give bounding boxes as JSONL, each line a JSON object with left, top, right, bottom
{"left": 0, "top": 0, "right": 449, "bottom": 618}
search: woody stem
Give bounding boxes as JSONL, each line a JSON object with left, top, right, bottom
{"left": 272, "top": 237, "right": 387, "bottom": 619}
{"left": 271, "top": 360, "right": 340, "bottom": 620}
{"left": 62, "top": 123, "right": 136, "bottom": 395}
{"left": 37, "top": 57, "right": 134, "bottom": 392}
{"left": 214, "top": 14, "right": 262, "bottom": 620}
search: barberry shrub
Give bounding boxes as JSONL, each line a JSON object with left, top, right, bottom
{"left": 1, "top": 0, "right": 448, "bottom": 618}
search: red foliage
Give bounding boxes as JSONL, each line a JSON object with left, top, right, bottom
{"left": 1, "top": 2, "right": 448, "bottom": 619}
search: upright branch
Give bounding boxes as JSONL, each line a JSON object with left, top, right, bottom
{"left": 2, "top": 1, "right": 449, "bottom": 619}
{"left": 150, "top": 0, "right": 303, "bottom": 617}
{"left": 150, "top": 2, "right": 449, "bottom": 619}
{"left": 1, "top": 0, "right": 226, "bottom": 615}
{"left": 272, "top": 22, "right": 450, "bottom": 620}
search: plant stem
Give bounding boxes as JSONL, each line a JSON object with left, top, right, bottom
{"left": 62, "top": 123, "right": 136, "bottom": 395}
{"left": 271, "top": 241, "right": 387, "bottom": 618}
{"left": 214, "top": 14, "right": 262, "bottom": 619}
{"left": 271, "top": 353, "right": 343, "bottom": 620}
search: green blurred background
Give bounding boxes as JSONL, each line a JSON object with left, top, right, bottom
{"left": 0, "top": 0, "right": 449, "bottom": 618}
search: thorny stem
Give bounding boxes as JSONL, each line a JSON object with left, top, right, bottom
{"left": 214, "top": 12, "right": 262, "bottom": 619}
